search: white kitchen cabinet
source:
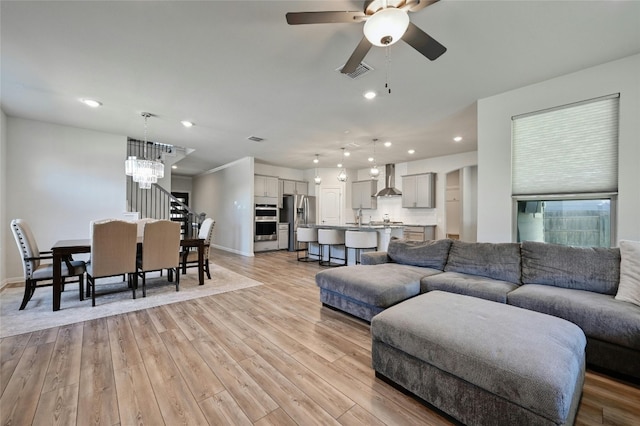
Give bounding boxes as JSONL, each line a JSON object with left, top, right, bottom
{"left": 402, "top": 173, "right": 435, "bottom": 208}
{"left": 403, "top": 225, "right": 436, "bottom": 241}
{"left": 351, "top": 180, "right": 377, "bottom": 210}
{"left": 278, "top": 223, "right": 289, "bottom": 250}
{"left": 255, "top": 175, "right": 279, "bottom": 198}
{"left": 282, "top": 180, "right": 308, "bottom": 195}
{"left": 295, "top": 181, "right": 308, "bottom": 195}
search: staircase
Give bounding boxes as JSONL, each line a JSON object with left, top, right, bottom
{"left": 125, "top": 138, "right": 206, "bottom": 237}
{"left": 126, "top": 179, "right": 205, "bottom": 238}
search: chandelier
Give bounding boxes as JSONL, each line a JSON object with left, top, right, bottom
{"left": 125, "top": 112, "right": 165, "bottom": 189}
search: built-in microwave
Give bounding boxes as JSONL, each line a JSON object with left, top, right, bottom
{"left": 255, "top": 204, "right": 278, "bottom": 221}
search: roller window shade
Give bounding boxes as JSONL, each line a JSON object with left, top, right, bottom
{"left": 512, "top": 94, "right": 619, "bottom": 196}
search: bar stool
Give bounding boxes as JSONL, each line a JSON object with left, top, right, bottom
{"left": 297, "top": 227, "right": 318, "bottom": 262}
{"left": 318, "top": 229, "right": 346, "bottom": 267}
{"left": 345, "top": 230, "right": 378, "bottom": 264}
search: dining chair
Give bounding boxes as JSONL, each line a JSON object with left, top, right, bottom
{"left": 86, "top": 219, "right": 138, "bottom": 307}
{"left": 136, "top": 220, "right": 181, "bottom": 297}
{"left": 134, "top": 217, "right": 156, "bottom": 237}
{"left": 181, "top": 217, "right": 215, "bottom": 279}
{"left": 10, "top": 218, "right": 87, "bottom": 310}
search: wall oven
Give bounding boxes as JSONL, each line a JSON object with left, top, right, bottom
{"left": 255, "top": 204, "right": 278, "bottom": 241}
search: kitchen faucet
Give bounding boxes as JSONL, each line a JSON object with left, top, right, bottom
{"left": 356, "top": 208, "right": 363, "bottom": 226}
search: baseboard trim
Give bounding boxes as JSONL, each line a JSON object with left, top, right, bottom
{"left": 211, "top": 244, "right": 254, "bottom": 257}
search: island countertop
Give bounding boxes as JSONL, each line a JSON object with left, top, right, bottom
{"left": 301, "top": 223, "right": 405, "bottom": 231}
{"left": 301, "top": 223, "right": 435, "bottom": 230}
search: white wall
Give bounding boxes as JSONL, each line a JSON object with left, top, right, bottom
{"left": 4, "top": 118, "right": 127, "bottom": 279}
{"left": 171, "top": 175, "right": 193, "bottom": 207}
{"left": 192, "top": 157, "right": 254, "bottom": 256}
{"left": 1, "top": 109, "right": 8, "bottom": 286}
{"left": 477, "top": 53, "right": 640, "bottom": 243}
{"left": 255, "top": 163, "right": 304, "bottom": 182}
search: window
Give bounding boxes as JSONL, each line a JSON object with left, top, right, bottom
{"left": 512, "top": 94, "right": 619, "bottom": 247}
{"left": 516, "top": 197, "right": 615, "bottom": 248}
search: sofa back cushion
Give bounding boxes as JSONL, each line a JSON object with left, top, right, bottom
{"left": 521, "top": 241, "right": 620, "bottom": 295}
{"left": 444, "top": 241, "right": 522, "bottom": 284}
{"left": 387, "top": 238, "right": 452, "bottom": 270}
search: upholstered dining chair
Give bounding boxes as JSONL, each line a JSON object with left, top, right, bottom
{"left": 86, "top": 219, "right": 138, "bottom": 307}
{"left": 181, "top": 217, "right": 215, "bottom": 279}
{"left": 10, "top": 218, "right": 86, "bottom": 310}
{"left": 136, "top": 220, "right": 181, "bottom": 297}
{"left": 134, "top": 217, "right": 156, "bottom": 237}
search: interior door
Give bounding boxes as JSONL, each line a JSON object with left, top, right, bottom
{"left": 319, "top": 186, "right": 342, "bottom": 225}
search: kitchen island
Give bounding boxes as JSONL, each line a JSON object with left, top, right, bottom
{"left": 300, "top": 223, "right": 405, "bottom": 265}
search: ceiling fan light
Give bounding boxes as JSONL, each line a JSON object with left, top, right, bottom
{"left": 363, "top": 8, "right": 409, "bottom": 47}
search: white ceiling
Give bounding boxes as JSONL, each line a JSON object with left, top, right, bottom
{"left": 2, "top": 1, "right": 639, "bottom": 176}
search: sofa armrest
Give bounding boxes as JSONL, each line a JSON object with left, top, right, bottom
{"left": 361, "top": 251, "right": 393, "bottom": 265}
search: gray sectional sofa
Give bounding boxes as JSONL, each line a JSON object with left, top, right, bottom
{"left": 315, "top": 238, "right": 640, "bottom": 380}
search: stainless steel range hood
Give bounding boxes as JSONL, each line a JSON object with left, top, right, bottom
{"left": 376, "top": 164, "right": 402, "bottom": 197}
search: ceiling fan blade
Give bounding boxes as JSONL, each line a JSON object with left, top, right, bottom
{"left": 402, "top": 22, "right": 446, "bottom": 60}
{"left": 286, "top": 11, "right": 366, "bottom": 25}
{"left": 341, "top": 37, "right": 373, "bottom": 74}
{"left": 403, "top": 0, "right": 440, "bottom": 13}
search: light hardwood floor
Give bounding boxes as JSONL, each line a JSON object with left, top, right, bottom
{"left": 1, "top": 248, "right": 639, "bottom": 425}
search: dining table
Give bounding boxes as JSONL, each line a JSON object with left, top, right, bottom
{"left": 50, "top": 237, "right": 205, "bottom": 311}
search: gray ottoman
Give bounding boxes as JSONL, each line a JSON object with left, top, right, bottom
{"left": 315, "top": 264, "right": 441, "bottom": 321}
{"left": 371, "top": 291, "right": 586, "bottom": 426}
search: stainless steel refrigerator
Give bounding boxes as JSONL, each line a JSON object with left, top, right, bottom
{"left": 281, "top": 195, "right": 316, "bottom": 252}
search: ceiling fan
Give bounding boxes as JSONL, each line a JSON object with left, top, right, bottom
{"left": 286, "top": 0, "right": 446, "bottom": 74}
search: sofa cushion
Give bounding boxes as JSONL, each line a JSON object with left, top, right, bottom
{"left": 615, "top": 240, "right": 640, "bottom": 307}
{"left": 421, "top": 271, "right": 520, "bottom": 303}
{"left": 315, "top": 263, "right": 440, "bottom": 309}
{"left": 360, "top": 251, "right": 392, "bottom": 265}
{"left": 444, "top": 241, "right": 521, "bottom": 283}
{"left": 386, "top": 237, "right": 452, "bottom": 270}
{"left": 521, "top": 241, "right": 620, "bottom": 295}
{"left": 508, "top": 284, "right": 640, "bottom": 351}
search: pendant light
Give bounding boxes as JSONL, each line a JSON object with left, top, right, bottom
{"left": 337, "top": 148, "right": 348, "bottom": 182}
{"left": 369, "top": 139, "right": 380, "bottom": 180}
{"left": 314, "top": 154, "right": 322, "bottom": 185}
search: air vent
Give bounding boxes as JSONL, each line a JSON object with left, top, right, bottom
{"left": 336, "top": 62, "right": 373, "bottom": 79}
{"left": 247, "top": 136, "right": 265, "bottom": 142}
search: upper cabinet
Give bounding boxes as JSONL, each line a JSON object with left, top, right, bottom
{"left": 255, "top": 175, "right": 279, "bottom": 198}
{"left": 282, "top": 179, "right": 308, "bottom": 196}
{"left": 352, "top": 180, "right": 378, "bottom": 210}
{"left": 402, "top": 173, "right": 435, "bottom": 208}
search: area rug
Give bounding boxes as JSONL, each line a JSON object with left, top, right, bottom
{"left": 0, "top": 263, "right": 262, "bottom": 338}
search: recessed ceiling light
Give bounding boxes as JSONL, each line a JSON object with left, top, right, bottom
{"left": 80, "top": 99, "right": 102, "bottom": 108}
{"left": 384, "top": 141, "right": 392, "bottom": 147}
{"left": 337, "top": 163, "right": 343, "bottom": 168}
{"left": 181, "top": 120, "right": 194, "bottom": 128}
{"left": 313, "top": 157, "right": 319, "bottom": 164}
{"left": 408, "top": 149, "right": 415, "bottom": 154}
{"left": 454, "top": 136, "right": 463, "bottom": 142}
{"left": 368, "top": 157, "right": 374, "bottom": 162}
{"left": 364, "top": 91, "right": 376, "bottom": 100}
{"left": 344, "top": 151, "right": 350, "bottom": 157}
{"left": 171, "top": 165, "right": 177, "bottom": 169}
